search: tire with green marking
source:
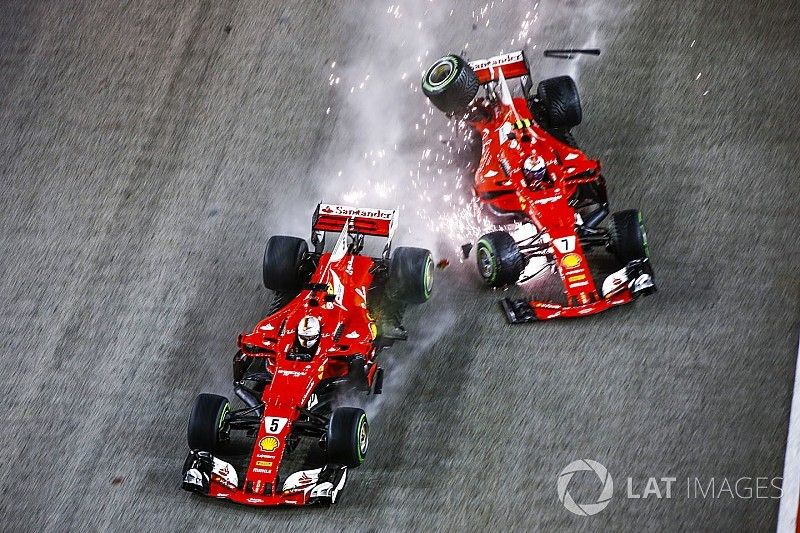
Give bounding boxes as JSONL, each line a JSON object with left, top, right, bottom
{"left": 327, "top": 407, "right": 368, "bottom": 468}
{"left": 476, "top": 231, "right": 526, "bottom": 287}
{"left": 187, "top": 393, "right": 230, "bottom": 453}
{"left": 421, "top": 55, "right": 480, "bottom": 115}
{"left": 262, "top": 235, "right": 308, "bottom": 291}
{"left": 388, "top": 247, "right": 434, "bottom": 305}
{"left": 608, "top": 209, "right": 650, "bottom": 263}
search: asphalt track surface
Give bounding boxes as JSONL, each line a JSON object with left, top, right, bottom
{"left": 1, "top": 1, "right": 799, "bottom": 531}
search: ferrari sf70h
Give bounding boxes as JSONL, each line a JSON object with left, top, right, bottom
{"left": 422, "top": 50, "right": 656, "bottom": 322}
{"left": 182, "top": 204, "right": 433, "bottom": 506}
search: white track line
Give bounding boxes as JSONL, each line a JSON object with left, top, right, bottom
{"left": 777, "top": 335, "right": 800, "bottom": 532}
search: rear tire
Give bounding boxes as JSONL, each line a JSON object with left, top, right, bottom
{"left": 537, "top": 76, "right": 582, "bottom": 130}
{"left": 387, "top": 247, "right": 434, "bottom": 305}
{"left": 187, "top": 394, "right": 230, "bottom": 453}
{"left": 476, "top": 231, "right": 526, "bottom": 287}
{"left": 327, "top": 407, "right": 368, "bottom": 468}
{"left": 262, "top": 236, "right": 308, "bottom": 291}
{"left": 422, "top": 55, "right": 480, "bottom": 115}
{"left": 608, "top": 209, "right": 650, "bottom": 263}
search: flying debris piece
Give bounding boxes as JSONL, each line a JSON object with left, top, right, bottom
{"left": 461, "top": 243, "right": 473, "bottom": 259}
{"left": 543, "top": 48, "right": 601, "bottom": 59}
{"left": 436, "top": 259, "right": 450, "bottom": 270}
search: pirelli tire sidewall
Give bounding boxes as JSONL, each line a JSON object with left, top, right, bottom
{"left": 476, "top": 231, "right": 526, "bottom": 288}
{"left": 536, "top": 75, "right": 582, "bottom": 131}
{"left": 262, "top": 235, "right": 308, "bottom": 291}
{"left": 327, "top": 407, "right": 369, "bottom": 469}
{"left": 422, "top": 55, "right": 480, "bottom": 115}
{"left": 388, "top": 246, "right": 434, "bottom": 305}
{"left": 187, "top": 393, "right": 231, "bottom": 454}
{"left": 608, "top": 209, "right": 650, "bottom": 264}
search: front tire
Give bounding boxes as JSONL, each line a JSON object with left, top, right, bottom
{"left": 262, "top": 235, "right": 308, "bottom": 291}
{"left": 327, "top": 407, "right": 368, "bottom": 468}
{"left": 422, "top": 55, "right": 480, "bottom": 115}
{"left": 476, "top": 231, "right": 526, "bottom": 287}
{"left": 608, "top": 209, "right": 650, "bottom": 263}
{"left": 187, "top": 394, "right": 231, "bottom": 453}
{"left": 387, "top": 247, "right": 434, "bottom": 305}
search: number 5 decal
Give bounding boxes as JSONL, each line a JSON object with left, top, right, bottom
{"left": 553, "top": 236, "right": 576, "bottom": 253}
{"left": 264, "top": 417, "right": 288, "bottom": 434}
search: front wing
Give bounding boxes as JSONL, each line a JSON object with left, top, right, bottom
{"left": 501, "top": 259, "right": 655, "bottom": 323}
{"left": 182, "top": 450, "right": 347, "bottom": 507}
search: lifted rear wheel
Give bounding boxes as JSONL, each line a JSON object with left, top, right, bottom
{"left": 476, "top": 231, "right": 526, "bottom": 287}
{"left": 422, "top": 55, "right": 480, "bottom": 115}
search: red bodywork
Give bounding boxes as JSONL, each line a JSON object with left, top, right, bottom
{"left": 206, "top": 209, "right": 386, "bottom": 506}
{"left": 466, "top": 53, "right": 636, "bottom": 320}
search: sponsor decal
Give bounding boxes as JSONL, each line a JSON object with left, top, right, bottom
{"left": 534, "top": 195, "right": 562, "bottom": 205}
{"left": 469, "top": 51, "right": 525, "bottom": 70}
{"left": 570, "top": 281, "right": 590, "bottom": 288}
{"left": 253, "top": 468, "right": 272, "bottom": 474}
{"left": 259, "top": 436, "right": 280, "bottom": 453}
{"left": 317, "top": 363, "right": 325, "bottom": 380}
{"left": 278, "top": 369, "right": 304, "bottom": 377}
{"left": 561, "top": 253, "right": 582, "bottom": 269}
{"left": 319, "top": 204, "right": 393, "bottom": 220}
{"left": 256, "top": 460, "right": 273, "bottom": 467}
{"left": 568, "top": 274, "right": 586, "bottom": 283}
{"left": 247, "top": 497, "right": 262, "bottom": 504}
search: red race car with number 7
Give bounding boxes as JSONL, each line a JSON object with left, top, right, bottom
{"left": 182, "top": 204, "right": 433, "bottom": 506}
{"left": 422, "top": 50, "right": 656, "bottom": 322}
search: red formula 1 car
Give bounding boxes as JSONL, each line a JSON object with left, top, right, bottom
{"left": 182, "top": 204, "right": 433, "bottom": 506}
{"left": 422, "top": 50, "right": 655, "bottom": 322}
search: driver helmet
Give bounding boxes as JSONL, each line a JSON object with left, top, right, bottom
{"left": 297, "top": 315, "right": 321, "bottom": 349}
{"left": 522, "top": 156, "right": 547, "bottom": 186}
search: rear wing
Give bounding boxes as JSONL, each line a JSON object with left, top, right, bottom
{"left": 469, "top": 50, "right": 531, "bottom": 84}
{"left": 312, "top": 203, "right": 396, "bottom": 239}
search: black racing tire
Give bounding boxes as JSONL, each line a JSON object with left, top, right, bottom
{"left": 608, "top": 209, "right": 650, "bottom": 263}
{"left": 422, "top": 55, "right": 480, "bottom": 115}
{"left": 187, "top": 393, "right": 231, "bottom": 453}
{"left": 476, "top": 231, "right": 526, "bottom": 287}
{"left": 327, "top": 407, "right": 368, "bottom": 468}
{"left": 537, "top": 76, "right": 582, "bottom": 130}
{"left": 262, "top": 235, "right": 308, "bottom": 291}
{"left": 388, "top": 247, "right": 434, "bottom": 305}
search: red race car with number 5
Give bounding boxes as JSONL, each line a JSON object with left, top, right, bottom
{"left": 182, "top": 204, "right": 433, "bottom": 506}
{"left": 422, "top": 50, "right": 656, "bottom": 322}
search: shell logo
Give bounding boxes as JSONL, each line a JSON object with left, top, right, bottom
{"left": 258, "top": 436, "right": 280, "bottom": 452}
{"left": 561, "top": 253, "right": 582, "bottom": 269}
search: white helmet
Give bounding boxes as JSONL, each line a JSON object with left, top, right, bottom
{"left": 297, "top": 316, "right": 321, "bottom": 349}
{"left": 522, "top": 156, "right": 547, "bottom": 185}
